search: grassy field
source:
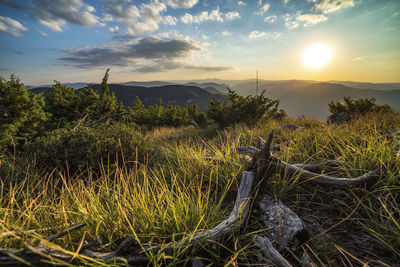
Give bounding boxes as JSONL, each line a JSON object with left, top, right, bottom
{"left": 1, "top": 112, "right": 399, "bottom": 266}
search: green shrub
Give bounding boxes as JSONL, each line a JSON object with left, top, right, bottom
{"left": 206, "top": 88, "right": 285, "bottom": 127}
{"left": 129, "top": 97, "right": 205, "bottom": 128}
{"left": 0, "top": 75, "right": 47, "bottom": 149}
{"left": 24, "top": 121, "right": 155, "bottom": 172}
{"left": 328, "top": 97, "right": 394, "bottom": 116}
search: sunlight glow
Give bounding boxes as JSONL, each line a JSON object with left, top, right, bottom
{"left": 302, "top": 44, "right": 333, "bottom": 68}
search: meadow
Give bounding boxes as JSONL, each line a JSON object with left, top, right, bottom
{"left": 1, "top": 74, "right": 400, "bottom": 266}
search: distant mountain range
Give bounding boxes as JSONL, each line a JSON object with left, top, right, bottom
{"left": 230, "top": 80, "right": 400, "bottom": 119}
{"left": 30, "top": 84, "right": 226, "bottom": 111}
{"left": 29, "top": 79, "right": 400, "bottom": 120}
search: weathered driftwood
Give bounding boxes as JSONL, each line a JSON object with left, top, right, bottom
{"left": 274, "top": 161, "right": 380, "bottom": 188}
{"left": 254, "top": 235, "right": 291, "bottom": 267}
{"left": 292, "top": 159, "right": 341, "bottom": 172}
{"left": 259, "top": 194, "right": 304, "bottom": 251}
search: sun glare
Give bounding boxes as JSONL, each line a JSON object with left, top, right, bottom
{"left": 302, "top": 44, "right": 333, "bottom": 68}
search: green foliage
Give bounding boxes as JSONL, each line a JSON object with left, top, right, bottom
{"left": 77, "top": 84, "right": 99, "bottom": 115}
{"left": 328, "top": 96, "right": 394, "bottom": 116}
{"left": 0, "top": 75, "right": 47, "bottom": 148}
{"left": 206, "top": 88, "right": 286, "bottom": 127}
{"left": 25, "top": 121, "right": 154, "bottom": 172}
{"left": 96, "top": 69, "right": 124, "bottom": 116}
{"left": 129, "top": 97, "right": 206, "bottom": 128}
{"left": 45, "top": 71, "right": 124, "bottom": 130}
{"left": 46, "top": 81, "right": 80, "bottom": 129}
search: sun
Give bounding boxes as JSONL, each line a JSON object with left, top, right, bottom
{"left": 302, "top": 44, "right": 333, "bottom": 68}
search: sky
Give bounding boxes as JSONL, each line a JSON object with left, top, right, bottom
{"left": 0, "top": 0, "right": 399, "bottom": 85}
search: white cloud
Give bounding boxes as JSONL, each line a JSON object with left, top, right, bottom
{"left": 30, "top": 0, "right": 100, "bottom": 32}
{"left": 163, "top": 15, "right": 178, "bottom": 25}
{"left": 221, "top": 30, "right": 231, "bottom": 36}
{"left": 283, "top": 14, "right": 299, "bottom": 30}
{"left": 314, "top": 0, "right": 354, "bottom": 13}
{"left": 257, "top": 3, "right": 270, "bottom": 15}
{"left": 202, "top": 34, "right": 209, "bottom": 39}
{"left": 258, "top": 0, "right": 263, "bottom": 6}
{"left": 249, "top": 30, "right": 266, "bottom": 39}
{"left": 181, "top": 7, "right": 224, "bottom": 24}
{"left": 225, "top": 11, "right": 241, "bottom": 21}
{"left": 284, "top": 0, "right": 290, "bottom": 4}
{"left": 0, "top": 16, "right": 28, "bottom": 36}
{"left": 264, "top": 15, "right": 277, "bottom": 23}
{"left": 102, "top": 0, "right": 168, "bottom": 36}
{"left": 109, "top": 26, "right": 119, "bottom": 32}
{"left": 164, "top": 0, "right": 199, "bottom": 9}
{"left": 296, "top": 13, "right": 328, "bottom": 26}
{"left": 39, "top": 31, "right": 48, "bottom": 36}
{"left": 283, "top": 12, "right": 327, "bottom": 29}
{"left": 238, "top": 1, "right": 246, "bottom": 6}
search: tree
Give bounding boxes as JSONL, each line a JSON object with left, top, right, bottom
{"left": 46, "top": 81, "right": 79, "bottom": 129}
{"left": 0, "top": 75, "right": 47, "bottom": 148}
{"left": 206, "top": 88, "right": 285, "bottom": 127}
{"left": 97, "top": 69, "right": 124, "bottom": 117}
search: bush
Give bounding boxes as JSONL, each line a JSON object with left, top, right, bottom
{"left": 129, "top": 97, "right": 206, "bottom": 128}
{"left": 206, "top": 88, "right": 285, "bottom": 127}
{"left": 0, "top": 75, "right": 47, "bottom": 149}
{"left": 328, "top": 97, "right": 394, "bottom": 116}
{"left": 24, "top": 121, "right": 155, "bottom": 172}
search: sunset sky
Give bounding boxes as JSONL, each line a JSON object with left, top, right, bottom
{"left": 0, "top": 0, "right": 399, "bottom": 85}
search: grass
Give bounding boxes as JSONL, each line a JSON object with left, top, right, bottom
{"left": 1, "top": 112, "right": 400, "bottom": 266}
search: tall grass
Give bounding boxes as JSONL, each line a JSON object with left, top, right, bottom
{"left": 1, "top": 112, "right": 399, "bottom": 265}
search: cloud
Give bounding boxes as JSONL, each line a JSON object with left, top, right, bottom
{"left": 30, "top": 0, "right": 99, "bottom": 31}
{"left": 249, "top": 30, "right": 266, "bottom": 39}
{"left": 164, "top": 0, "right": 199, "bottom": 8}
{"left": 264, "top": 15, "right": 277, "bottom": 23}
{"left": 40, "top": 31, "right": 48, "bottom": 36}
{"left": 257, "top": 3, "right": 270, "bottom": 15}
{"left": 238, "top": 1, "right": 246, "bottom": 6}
{"left": 0, "top": 16, "right": 28, "bottom": 36}
{"left": 296, "top": 13, "right": 328, "bottom": 26}
{"left": 225, "top": 11, "right": 241, "bottom": 21}
{"left": 163, "top": 15, "right": 178, "bottom": 25}
{"left": 202, "top": 34, "right": 209, "bottom": 40}
{"left": 181, "top": 7, "right": 224, "bottom": 24}
{"left": 102, "top": 0, "right": 168, "bottom": 36}
{"left": 283, "top": 14, "right": 299, "bottom": 30}
{"left": 0, "top": 0, "right": 25, "bottom": 10}
{"left": 284, "top": 0, "right": 290, "bottom": 4}
{"left": 184, "top": 65, "right": 232, "bottom": 71}
{"left": 314, "top": 0, "right": 355, "bottom": 13}
{"left": 59, "top": 37, "right": 201, "bottom": 68}
{"left": 221, "top": 30, "right": 231, "bottom": 36}
{"left": 283, "top": 12, "right": 327, "bottom": 29}
{"left": 109, "top": 26, "right": 119, "bottom": 32}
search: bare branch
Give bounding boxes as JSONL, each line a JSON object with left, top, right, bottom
{"left": 275, "top": 161, "right": 380, "bottom": 188}
{"left": 83, "top": 112, "right": 130, "bottom": 128}
{"left": 254, "top": 235, "right": 291, "bottom": 267}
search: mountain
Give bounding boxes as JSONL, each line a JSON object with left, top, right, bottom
{"left": 232, "top": 80, "right": 400, "bottom": 120}
{"left": 29, "top": 82, "right": 88, "bottom": 90}
{"left": 31, "top": 84, "right": 226, "bottom": 111}
{"left": 119, "top": 81, "right": 175, "bottom": 87}
{"left": 184, "top": 82, "right": 228, "bottom": 94}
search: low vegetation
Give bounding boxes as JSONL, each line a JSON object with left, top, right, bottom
{"left": 0, "top": 72, "right": 399, "bottom": 266}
